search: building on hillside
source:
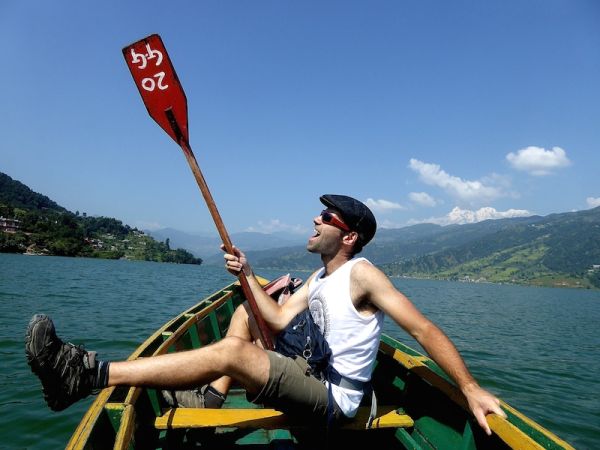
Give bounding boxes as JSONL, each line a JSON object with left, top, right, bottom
{"left": 0, "top": 217, "right": 21, "bottom": 233}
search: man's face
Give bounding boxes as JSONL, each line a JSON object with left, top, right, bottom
{"left": 307, "top": 210, "right": 347, "bottom": 255}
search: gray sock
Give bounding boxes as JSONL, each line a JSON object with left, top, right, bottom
{"left": 94, "top": 360, "right": 110, "bottom": 389}
{"left": 162, "top": 385, "right": 226, "bottom": 408}
{"left": 203, "top": 385, "right": 226, "bottom": 408}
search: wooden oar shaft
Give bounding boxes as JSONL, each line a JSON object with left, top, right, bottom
{"left": 179, "top": 141, "right": 274, "bottom": 350}
{"left": 122, "top": 36, "right": 272, "bottom": 349}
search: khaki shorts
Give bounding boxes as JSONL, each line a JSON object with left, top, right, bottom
{"left": 249, "top": 351, "right": 344, "bottom": 424}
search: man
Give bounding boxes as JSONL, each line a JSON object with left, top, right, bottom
{"left": 26, "top": 194, "right": 505, "bottom": 434}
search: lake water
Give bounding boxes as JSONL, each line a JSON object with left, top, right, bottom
{"left": 1, "top": 253, "right": 598, "bottom": 449}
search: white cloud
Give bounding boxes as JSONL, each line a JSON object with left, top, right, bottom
{"left": 365, "top": 198, "right": 405, "bottom": 213}
{"left": 586, "top": 197, "right": 600, "bottom": 208}
{"left": 506, "top": 146, "right": 571, "bottom": 176}
{"left": 408, "top": 159, "right": 503, "bottom": 205}
{"left": 409, "top": 191, "right": 437, "bottom": 207}
{"left": 446, "top": 206, "right": 532, "bottom": 224}
{"left": 408, "top": 206, "right": 532, "bottom": 226}
{"left": 246, "top": 219, "right": 308, "bottom": 235}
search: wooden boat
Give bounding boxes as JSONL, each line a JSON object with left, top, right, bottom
{"left": 65, "top": 277, "right": 574, "bottom": 449}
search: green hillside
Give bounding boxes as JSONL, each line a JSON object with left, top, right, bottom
{"left": 237, "top": 207, "right": 600, "bottom": 290}
{"left": 0, "top": 172, "right": 201, "bottom": 265}
{"left": 380, "top": 208, "right": 600, "bottom": 289}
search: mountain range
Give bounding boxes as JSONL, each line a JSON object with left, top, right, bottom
{"left": 151, "top": 205, "right": 600, "bottom": 289}
{"left": 146, "top": 228, "right": 306, "bottom": 259}
{"left": 2, "top": 171, "right": 599, "bottom": 289}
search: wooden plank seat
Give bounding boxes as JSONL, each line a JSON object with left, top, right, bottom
{"left": 155, "top": 406, "right": 414, "bottom": 430}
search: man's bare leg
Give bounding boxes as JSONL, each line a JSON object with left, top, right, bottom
{"left": 109, "top": 335, "right": 270, "bottom": 395}
{"left": 209, "top": 302, "right": 268, "bottom": 396}
{"left": 25, "top": 308, "right": 269, "bottom": 411}
{"left": 160, "top": 302, "right": 268, "bottom": 407}
{"left": 25, "top": 311, "right": 270, "bottom": 412}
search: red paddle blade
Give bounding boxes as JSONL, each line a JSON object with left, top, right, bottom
{"left": 123, "top": 34, "right": 189, "bottom": 145}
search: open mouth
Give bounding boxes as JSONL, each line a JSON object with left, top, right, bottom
{"left": 308, "top": 228, "right": 321, "bottom": 242}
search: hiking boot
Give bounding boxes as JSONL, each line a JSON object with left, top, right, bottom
{"left": 25, "top": 314, "right": 98, "bottom": 411}
{"left": 162, "top": 385, "right": 225, "bottom": 408}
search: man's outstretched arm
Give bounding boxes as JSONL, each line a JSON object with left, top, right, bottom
{"left": 406, "top": 319, "right": 506, "bottom": 435}
{"left": 352, "top": 261, "right": 507, "bottom": 435}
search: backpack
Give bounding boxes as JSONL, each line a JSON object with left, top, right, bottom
{"left": 263, "top": 275, "right": 332, "bottom": 378}
{"left": 275, "top": 309, "right": 332, "bottom": 379}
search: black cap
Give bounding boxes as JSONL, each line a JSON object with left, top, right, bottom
{"left": 320, "top": 194, "right": 377, "bottom": 246}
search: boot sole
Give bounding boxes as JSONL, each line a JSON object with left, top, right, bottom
{"left": 25, "top": 313, "right": 53, "bottom": 367}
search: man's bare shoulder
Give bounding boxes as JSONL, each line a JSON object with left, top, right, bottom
{"left": 349, "top": 259, "right": 392, "bottom": 301}
{"left": 351, "top": 259, "right": 387, "bottom": 282}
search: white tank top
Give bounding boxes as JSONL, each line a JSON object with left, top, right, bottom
{"left": 308, "top": 257, "right": 383, "bottom": 417}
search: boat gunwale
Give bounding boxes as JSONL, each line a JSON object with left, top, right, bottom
{"left": 378, "top": 336, "right": 575, "bottom": 450}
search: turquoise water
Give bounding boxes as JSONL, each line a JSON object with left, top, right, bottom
{"left": 1, "top": 253, "right": 599, "bottom": 449}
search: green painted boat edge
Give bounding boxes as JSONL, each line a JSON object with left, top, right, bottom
{"left": 378, "top": 334, "right": 575, "bottom": 450}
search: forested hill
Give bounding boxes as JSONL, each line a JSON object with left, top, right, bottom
{"left": 379, "top": 207, "right": 600, "bottom": 289}
{"left": 0, "top": 173, "right": 66, "bottom": 212}
{"left": 232, "top": 207, "right": 600, "bottom": 290}
{"left": 0, "top": 172, "right": 201, "bottom": 264}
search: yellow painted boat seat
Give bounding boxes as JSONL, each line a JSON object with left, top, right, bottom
{"left": 155, "top": 406, "right": 413, "bottom": 430}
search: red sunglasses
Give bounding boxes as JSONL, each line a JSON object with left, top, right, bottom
{"left": 320, "top": 210, "right": 351, "bottom": 232}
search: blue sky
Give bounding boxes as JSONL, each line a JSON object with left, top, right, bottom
{"left": 2, "top": 1, "right": 599, "bottom": 238}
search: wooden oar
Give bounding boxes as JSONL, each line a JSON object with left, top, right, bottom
{"left": 122, "top": 34, "right": 274, "bottom": 350}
